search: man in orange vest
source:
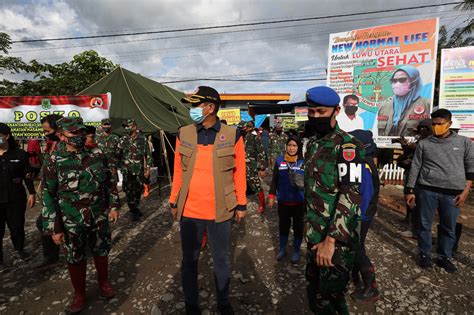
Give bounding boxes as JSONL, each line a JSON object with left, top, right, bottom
{"left": 169, "top": 86, "right": 247, "bottom": 315}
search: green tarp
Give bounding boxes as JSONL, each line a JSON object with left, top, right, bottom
{"left": 78, "top": 66, "right": 191, "bottom": 134}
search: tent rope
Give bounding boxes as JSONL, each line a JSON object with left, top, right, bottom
{"left": 163, "top": 131, "right": 175, "bottom": 154}
{"left": 120, "top": 67, "right": 162, "bottom": 131}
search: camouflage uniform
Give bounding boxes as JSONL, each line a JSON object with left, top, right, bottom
{"left": 244, "top": 129, "right": 267, "bottom": 193}
{"left": 269, "top": 131, "right": 288, "bottom": 165}
{"left": 304, "top": 125, "right": 365, "bottom": 314}
{"left": 42, "top": 118, "right": 120, "bottom": 264}
{"left": 118, "top": 119, "right": 153, "bottom": 212}
{"left": 96, "top": 131, "right": 120, "bottom": 171}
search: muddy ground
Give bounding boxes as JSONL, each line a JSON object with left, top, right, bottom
{"left": 1, "top": 180, "right": 473, "bottom": 314}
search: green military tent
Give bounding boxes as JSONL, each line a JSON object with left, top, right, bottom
{"left": 78, "top": 66, "right": 191, "bottom": 134}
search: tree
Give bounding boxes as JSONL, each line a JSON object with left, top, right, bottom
{"left": 0, "top": 33, "right": 29, "bottom": 95}
{"left": 24, "top": 50, "right": 116, "bottom": 95}
{"left": 0, "top": 31, "right": 116, "bottom": 96}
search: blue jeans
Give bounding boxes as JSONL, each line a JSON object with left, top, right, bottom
{"left": 417, "top": 188, "right": 460, "bottom": 259}
{"left": 180, "top": 217, "right": 231, "bottom": 308}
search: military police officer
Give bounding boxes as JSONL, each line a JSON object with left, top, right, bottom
{"left": 242, "top": 121, "right": 267, "bottom": 213}
{"left": 304, "top": 86, "right": 365, "bottom": 314}
{"left": 42, "top": 117, "right": 120, "bottom": 313}
{"left": 118, "top": 119, "right": 153, "bottom": 221}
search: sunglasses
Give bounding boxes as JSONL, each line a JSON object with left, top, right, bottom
{"left": 391, "top": 77, "right": 409, "bottom": 84}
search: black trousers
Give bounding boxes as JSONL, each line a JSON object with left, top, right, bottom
{"left": 0, "top": 201, "right": 26, "bottom": 259}
{"left": 278, "top": 203, "right": 305, "bottom": 239}
{"left": 180, "top": 217, "right": 232, "bottom": 308}
{"left": 353, "top": 220, "right": 374, "bottom": 275}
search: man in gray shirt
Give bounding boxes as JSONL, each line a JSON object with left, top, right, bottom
{"left": 405, "top": 109, "right": 474, "bottom": 273}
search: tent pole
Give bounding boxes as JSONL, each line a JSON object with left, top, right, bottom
{"left": 160, "top": 129, "right": 172, "bottom": 187}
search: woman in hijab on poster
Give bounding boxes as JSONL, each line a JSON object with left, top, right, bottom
{"left": 377, "top": 65, "right": 431, "bottom": 137}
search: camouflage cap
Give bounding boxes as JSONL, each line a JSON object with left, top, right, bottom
{"left": 122, "top": 118, "right": 136, "bottom": 127}
{"left": 57, "top": 117, "right": 86, "bottom": 132}
{"left": 101, "top": 118, "right": 112, "bottom": 124}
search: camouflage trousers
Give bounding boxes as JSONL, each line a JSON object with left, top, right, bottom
{"left": 305, "top": 245, "right": 355, "bottom": 314}
{"left": 246, "top": 161, "right": 262, "bottom": 193}
{"left": 123, "top": 172, "right": 144, "bottom": 211}
{"left": 62, "top": 217, "right": 111, "bottom": 264}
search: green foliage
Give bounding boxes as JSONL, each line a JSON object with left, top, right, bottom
{"left": 0, "top": 32, "right": 115, "bottom": 96}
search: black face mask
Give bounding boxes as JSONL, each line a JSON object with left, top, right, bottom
{"left": 102, "top": 127, "right": 112, "bottom": 133}
{"left": 344, "top": 106, "right": 358, "bottom": 116}
{"left": 46, "top": 133, "right": 60, "bottom": 142}
{"left": 306, "top": 108, "right": 336, "bottom": 137}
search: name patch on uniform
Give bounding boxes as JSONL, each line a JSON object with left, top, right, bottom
{"left": 409, "top": 114, "right": 430, "bottom": 120}
{"left": 217, "top": 141, "right": 232, "bottom": 148}
{"left": 378, "top": 115, "right": 389, "bottom": 121}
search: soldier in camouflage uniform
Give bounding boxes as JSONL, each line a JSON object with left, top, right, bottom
{"left": 42, "top": 117, "right": 120, "bottom": 314}
{"left": 303, "top": 86, "right": 365, "bottom": 314}
{"left": 242, "top": 121, "right": 267, "bottom": 213}
{"left": 97, "top": 118, "right": 120, "bottom": 184}
{"left": 118, "top": 119, "right": 153, "bottom": 221}
{"left": 268, "top": 123, "right": 288, "bottom": 168}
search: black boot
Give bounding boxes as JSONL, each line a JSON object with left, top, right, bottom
{"left": 33, "top": 236, "right": 60, "bottom": 269}
{"left": 351, "top": 271, "right": 364, "bottom": 293}
{"left": 350, "top": 267, "right": 379, "bottom": 302}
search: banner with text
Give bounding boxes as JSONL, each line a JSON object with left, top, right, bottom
{"left": 0, "top": 93, "right": 111, "bottom": 138}
{"left": 217, "top": 108, "right": 241, "bottom": 125}
{"left": 440, "top": 46, "right": 474, "bottom": 138}
{"left": 327, "top": 18, "right": 439, "bottom": 147}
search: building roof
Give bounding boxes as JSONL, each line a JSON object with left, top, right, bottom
{"left": 220, "top": 93, "right": 290, "bottom": 101}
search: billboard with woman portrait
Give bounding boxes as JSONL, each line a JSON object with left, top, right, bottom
{"left": 327, "top": 18, "right": 439, "bottom": 147}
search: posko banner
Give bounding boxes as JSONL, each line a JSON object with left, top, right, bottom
{"left": 0, "top": 93, "right": 111, "bottom": 138}
{"left": 327, "top": 18, "right": 439, "bottom": 147}
{"left": 439, "top": 46, "right": 474, "bottom": 139}
{"left": 217, "top": 108, "right": 241, "bottom": 125}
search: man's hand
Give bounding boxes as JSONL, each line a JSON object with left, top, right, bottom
{"left": 234, "top": 210, "right": 246, "bottom": 223}
{"left": 52, "top": 233, "right": 64, "bottom": 245}
{"left": 144, "top": 167, "right": 150, "bottom": 179}
{"left": 405, "top": 194, "right": 416, "bottom": 208}
{"left": 27, "top": 194, "right": 36, "bottom": 208}
{"left": 109, "top": 210, "right": 119, "bottom": 223}
{"left": 455, "top": 191, "right": 469, "bottom": 207}
{"left": 171, "top": 206, "right": 178, "bottom": 221}
{"left": 312, "top": 237, "right": 335, "bottom": 267}
{"left": 258, "top": 170, "right": 266, "bottom": 178}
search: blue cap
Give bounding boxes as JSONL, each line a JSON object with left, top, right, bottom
{"left": 349, "top": 129, "right": 377, "bottom": 156}
{"left": 306, "top": 86, "right": 340, "bottom": 107}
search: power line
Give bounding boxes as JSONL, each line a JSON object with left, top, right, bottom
{"left": 160, "top": 77, "right": 328, "bottom": 83}
{"left": 11, "top": 2, "right": 462, "bottom": 43}
{"left": 11, "top": 8, "right": 465, "bottom": 53}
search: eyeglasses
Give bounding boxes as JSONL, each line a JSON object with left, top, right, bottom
{"left": 391, "top": 77, "right": 408, "bottom": 84}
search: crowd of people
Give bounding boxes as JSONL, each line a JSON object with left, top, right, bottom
{"left": 0, "top": 84, "right": 472, "bottom": 315}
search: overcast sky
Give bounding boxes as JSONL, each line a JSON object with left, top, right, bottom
{"left": 1, "top": 0, "right": 470, "bottom": 100}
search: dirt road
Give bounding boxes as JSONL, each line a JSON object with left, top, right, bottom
{"left": 1, "top": 184, "right": 473, "bottom": 314}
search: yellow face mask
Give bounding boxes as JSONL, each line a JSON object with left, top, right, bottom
{"left": 432, "top": 122, "right": 450, "bottom": 136}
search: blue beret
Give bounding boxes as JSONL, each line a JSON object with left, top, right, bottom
{"left": 306, "top": 86, "right": 340, "bottom": 107}
{"left": 349, "top": 129, "right": 377, "bottom": 156}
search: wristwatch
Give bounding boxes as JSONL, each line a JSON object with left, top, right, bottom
{"left": 170, "top": 203, "right": 177, "bottom": 208}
